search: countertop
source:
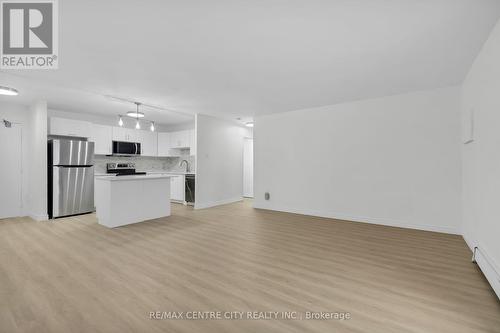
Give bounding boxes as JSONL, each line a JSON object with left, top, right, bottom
{"left": 95, "top": 174, "right": 173, "bottom": 181}
{"left": 94, "top": 171, "right": 195, "bottom": 177}
{"left": 146, "top": 171, "right": 195, "bottom": 175}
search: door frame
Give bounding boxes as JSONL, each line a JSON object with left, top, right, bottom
{"left": 242, "top": 136, "right": 254, "bottom": 198}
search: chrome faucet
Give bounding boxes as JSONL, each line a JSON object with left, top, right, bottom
{"left": 180, "top": 159, "right": 189, "bottom": 172}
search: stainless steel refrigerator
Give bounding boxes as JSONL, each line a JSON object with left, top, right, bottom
{"left": 48, "top": 139, "right": 94, "bottom": 219}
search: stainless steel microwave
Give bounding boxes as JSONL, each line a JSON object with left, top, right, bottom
{"left": 112, "top": 141, "right": 141, "bottom": 155}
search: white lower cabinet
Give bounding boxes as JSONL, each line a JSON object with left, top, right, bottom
{"left": 170, "top": 175, "right": 185, "bottom": 202}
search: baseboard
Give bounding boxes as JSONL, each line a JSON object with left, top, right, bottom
{"left": 28, "top": 213, "right": 49, "bottom": 221}
{"left": 462, "top": 233, "right": 475, "bottom": 252}
{"left": 474, "top": 246, "right": 500, "bottom": 300}
{"left": 253, "top": 202, "right": 459, "bottom": 235}
{"left": 195, "top": 197, "right": 243, "bottom": 210}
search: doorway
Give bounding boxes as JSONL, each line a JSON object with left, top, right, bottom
{"left": 243, "top": 137, "right": 253, "bottom": 198}
{"left": 0, "top": 123, "right": 23, "bottom": 218}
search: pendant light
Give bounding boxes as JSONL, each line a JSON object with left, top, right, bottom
{"left": 134, "top": 102, "right": 141, "bottom": 129}
{"left": 118, "top": 116, "right": 123, "bottom": 127}
{"left": 150, "top": 122, "right": 155, "bottom": 132}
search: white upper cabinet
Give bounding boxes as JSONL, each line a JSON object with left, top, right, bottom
{"left": 157, "top": 132, "right": 170, "bottom": 157}
{"left": 112, "top": 126, "right": 127, "bottom": 142}
{"left": 188, "top": 129, "right": 196, "bottom": 155}
{"left": 138, "top": 130, "right": 158, "bottom": 156}
{"left": 169, "top": 130, "right": 190, "bottom": 148}
{"left": 90, "top": 124, "right": 112, "bottom": 155}
{"left": 112, "top": 127, "right": 138, "bottom": 142}
{"left": 49, "top": 118, "right": 193, "bottom": 157}
{"left": 49, "top": 117, "right": 92, "bottom": 138}
{"left": 157, "top": 129, "right": 195, "bottom": 156}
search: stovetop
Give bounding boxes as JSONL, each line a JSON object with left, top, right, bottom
{"left": 106, "top": 162, "right": 147, "bottom": 176}
{"left": 115, "top": 172, "right": 147, "bottom": 176}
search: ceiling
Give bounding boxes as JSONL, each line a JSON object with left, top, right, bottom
{"left": 1, "top": 0, "right": 500, "bottom": 124}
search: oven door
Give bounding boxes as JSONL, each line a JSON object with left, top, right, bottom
{"left": 112, "top": 141, "right": 140, "bottom": 155}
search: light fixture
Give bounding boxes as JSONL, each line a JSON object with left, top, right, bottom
{"left": 245, "top": 122, "right": 254, "bottom": 128}
{"left": 0, "top": 86, "right": 18, "bottom": 96}
{"left": 134, "top": 102, "right": 141, "bottom": 129}
{"left": 126, "top": 111, "right": 145, "bottom": 118}
{"left": 117, "top": 101, "right": 159, "bottom": 131}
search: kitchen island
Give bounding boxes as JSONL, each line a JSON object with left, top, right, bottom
{"left": 95, "top": 174, "right": 172, "bottom": 228}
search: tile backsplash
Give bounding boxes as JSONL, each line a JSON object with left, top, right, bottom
{"left": 94, "top": 154, "right": 195, "bottom": 174}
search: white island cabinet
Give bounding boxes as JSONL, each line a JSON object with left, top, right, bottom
{"left": 95, "top": 174, "right": 172, "bottom": 228}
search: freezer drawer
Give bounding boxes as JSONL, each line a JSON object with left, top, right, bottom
{"left": 52, "top": 166, "right": 94, "bottom": 218}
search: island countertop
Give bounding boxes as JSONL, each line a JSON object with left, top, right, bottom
{"left": 95, "top": 174, "right": 173, "bottom": 181}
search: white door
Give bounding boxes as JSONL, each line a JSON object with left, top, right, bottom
{"left": 0, "top": 124, "right": 22, "bottom": 218}
{"left": 243, "top": 137, "right": 253, "bottom": 198}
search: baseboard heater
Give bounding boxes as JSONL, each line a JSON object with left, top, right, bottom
{"left": 472, "top": 246, "right": 500, "bottom": 299}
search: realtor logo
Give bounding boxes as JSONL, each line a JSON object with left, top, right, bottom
{"left": 1, "top": 0, "right": 58, "bottom": 69}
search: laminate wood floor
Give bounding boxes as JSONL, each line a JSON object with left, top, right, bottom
{"left": 0, "top": 200, "right": 499, "bottom": 333}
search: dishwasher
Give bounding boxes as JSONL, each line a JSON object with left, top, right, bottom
{"left": 185, "top": 174, "right": 195, "bottom": 204}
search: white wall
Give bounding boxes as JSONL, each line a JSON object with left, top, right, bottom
{"left": 27, "top": 101, "right": 48, "bottom": 221}
{"left": 254, "top": 87, "right": 462, "bottom": 234}
{"left": 0, "top": 101, "right": 31, "bottom": 215}
{"left": 195, "top": 114, "right": 249, "bottom": 209}
{"left": 461, "top": 18, "right": 500, "bottom": 297}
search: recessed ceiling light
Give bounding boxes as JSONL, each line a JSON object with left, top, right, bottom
{"left": 127, "top": 111, "right": 145, "bottom": 118}
{"left": 245, "top": 122, "right": 254, "bottom": 128}
{"left": 0, "top": 86, "right": 18, "bottom": 96}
